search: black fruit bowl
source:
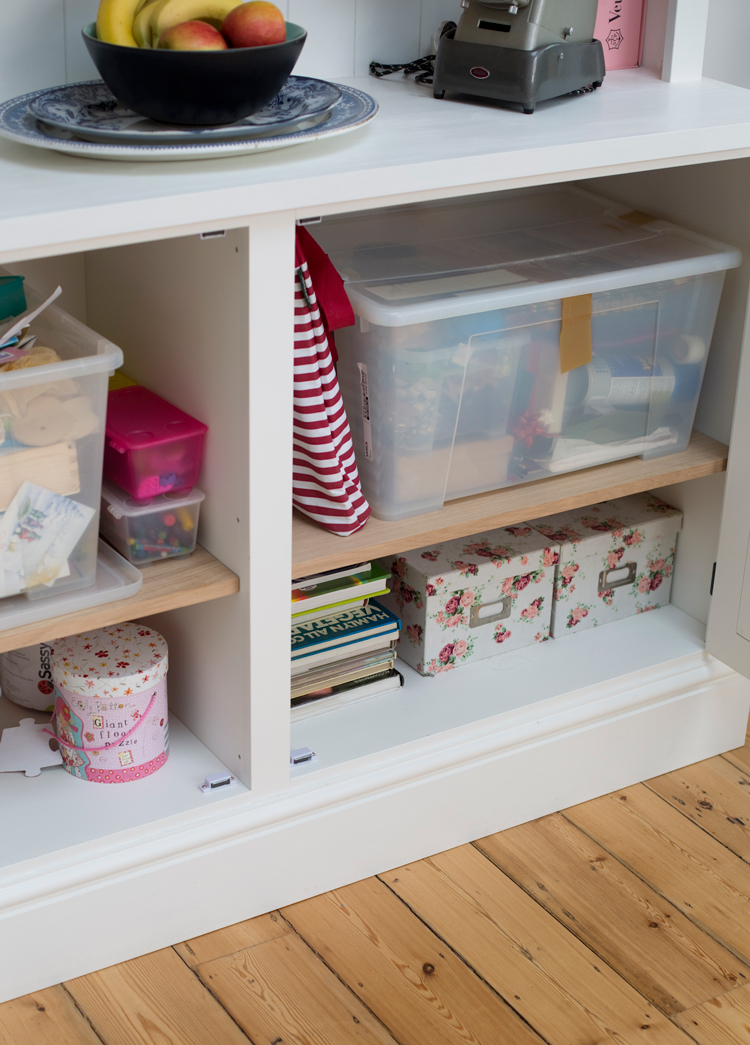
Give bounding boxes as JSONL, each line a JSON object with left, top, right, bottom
{"left": 82, "top": 21, "right": 306, "bottom": 125}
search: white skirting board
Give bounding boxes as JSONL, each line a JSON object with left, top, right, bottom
{"left": 1, "top": 647, "right": 747, "bottom": 1002}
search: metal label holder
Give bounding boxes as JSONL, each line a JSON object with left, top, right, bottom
{"left": 598, "top": 562, "right": 637, "bottom": 593}
{"left": 469, "top": 595, "right": 513, "bottom": 628}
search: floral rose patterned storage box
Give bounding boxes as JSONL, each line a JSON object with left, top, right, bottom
{"left": 379, "top": 525, "right": 556, "bottom": 676}
{"left": 528, "top": 493, "right": 682, "bottom": 637}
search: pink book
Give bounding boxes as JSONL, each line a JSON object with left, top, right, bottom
{"left": 595, "top": 0, "right": 646, "bottom": 70}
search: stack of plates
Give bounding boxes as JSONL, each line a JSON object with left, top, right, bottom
{"left": 0, "top": 77, "right": 378, "bottom": 161}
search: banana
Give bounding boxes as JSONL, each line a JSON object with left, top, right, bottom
{"left": 149, "top": 0, "right": 243, "bottom": 44}
{"left": 133, "top": 0, "right": 168, "bottom": 47}
{"left": 96, "top": 0, "right": 152, "bottom": 46}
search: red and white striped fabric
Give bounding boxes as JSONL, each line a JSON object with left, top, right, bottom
{"left": 293, "top": 236, "right": 370, "bottom": 536}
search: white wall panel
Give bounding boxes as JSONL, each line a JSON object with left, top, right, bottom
{"left": 651, "top": 474, "right": 725, "bottom": 626}
{"left": 291, "top": 0, "right": 356, "bottom": 79}
{"left": 704, "top": 0, "right": 750, "bottom": 90}
{"left": 64, "top": 0, "right": 99, "bottom": 83}
{"left": 0, "top": 0, "right": 65, "bottom": 101}
{"left": 354, "top": 0, "right": 421, "bottom": 77}
{"left": 641, "top": 0, "right": 668, "bottom": 74}
{"left": 419, "top": 0, "right": 460, "bottom": 55}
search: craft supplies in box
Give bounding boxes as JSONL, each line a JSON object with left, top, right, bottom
{"left": 0, "top": 275, "right": 122, "bottom": 598}
{"left": 379, "top": 525, "right": 556, "bottom": 676}
{"left": 50, "top": 623, "right": 168, "bottom": 783}
{"left": 104, "top": 386, "right": 207, "bottom": 500}
{"left": 313, "top": 187, "right": 741, "bottom": 521}
{"left": 0, "top": 275, "right": 25, "bottom": 321}
{"left": 0, "top": 642, "right": 56, "bottom": 711}
{"left": 528, "top": 492, "right": 683, "bottom": 636}
{"left": 100, "top": 480, "right": 204, "bottom": 565}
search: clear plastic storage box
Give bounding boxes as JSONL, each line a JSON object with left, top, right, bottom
{"left": 100, "top": 480, "right": 204, "bottom": 565}
{"left": 0, "top": 275, "right": 123, "bottom": 599}
{"left": 314, "top": 188, "right": 742, "bottom": 521}
{"left": 104, "top": 386, "right": 207, "bottom": 501}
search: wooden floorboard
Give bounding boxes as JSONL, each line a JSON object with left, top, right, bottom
{"left": 0, "top": 985, "right": 103, "bottom": 1045}
{"left": 174, "top": 911, "right": 292, "bottom": 969}
{"left": 565, "top": 784, "right": 750, "bottom": 966}
{"left": 379, "top": 844, "right": 691, "bottom": 1045}
{"left": 474, "top": 811, "right": 749, "bottom": 1014}
{"left": 195, "top": 930, "right": 400, "bottom": 1045}
{"left": 719, "top": 731, "right": 750, "bottom": 778}
{"left": 65, "top": 948, "right": 252, "bottom": 1045}
{"left": 282, "top": 876, "right": 546, "bottom": 1045}
{"left": 673, "top": 983, "right": 750, "bottom": 1045}
{"left": 645, "top": 758, "right": 750, "bottom": 864}
{"left": 8, "top": 741, "right": 750, "bottom": 1043}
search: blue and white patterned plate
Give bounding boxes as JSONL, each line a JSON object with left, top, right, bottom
{"left": 0, "top": 79, "right": 377, "bottom": 162}
{"left": 29, "top": 77, "right": 343, "bottom": 144}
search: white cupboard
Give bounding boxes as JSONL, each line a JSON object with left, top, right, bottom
{"left": 2, "top": 0, "right": 750, "bottom": 1003}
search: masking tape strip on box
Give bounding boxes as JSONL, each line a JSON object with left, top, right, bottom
{"left": 560, "top": 293, "right": 593, "bottom": 374}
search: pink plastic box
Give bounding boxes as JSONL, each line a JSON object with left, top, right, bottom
{"left": 104, "top": 387, "right": 207, "bottom": 501}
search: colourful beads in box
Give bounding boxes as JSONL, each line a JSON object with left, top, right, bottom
{"left": 99, "top": 480, "right": 204, "bottom": 566}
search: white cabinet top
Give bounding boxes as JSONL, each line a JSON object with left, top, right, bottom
{"left": 3, "top": 70, "right": 750, "bottom": 261}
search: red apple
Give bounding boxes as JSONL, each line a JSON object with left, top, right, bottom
{"left": 222, "top": 1, "right": 286, "bottom": 47}
{"left": 158, "top": 20, "right": 228, "bottom": 49}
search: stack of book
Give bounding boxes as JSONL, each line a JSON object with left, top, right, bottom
{"left": 291, "top": 562, "right": 402, "bottom": 717}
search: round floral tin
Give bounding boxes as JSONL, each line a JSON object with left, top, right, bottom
{"left": 50, "top": 622, "right": 168, "bottom": 783}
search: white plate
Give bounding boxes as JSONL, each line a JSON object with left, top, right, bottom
{"left": 29, "top": 77, "right": 343, "bottom": 144}
{"left": 0, "top": 81, "right": 377, "bottom": 162}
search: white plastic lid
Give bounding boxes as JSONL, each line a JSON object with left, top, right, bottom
{"left": 101, "top": 479, "right": 205, "bottom": 518}
{"left": 315, "top": 187, "right": 742, "bottom": 327}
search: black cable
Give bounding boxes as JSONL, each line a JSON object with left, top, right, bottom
{"left": 369, "top": 55, "right": 435, "bottom": 86}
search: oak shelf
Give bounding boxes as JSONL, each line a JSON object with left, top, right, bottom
{"left": 0, "top": 545, "right": 239, "bottom": 654}
{"left": 292, "top": 430, "right": 728, "bottom": 577}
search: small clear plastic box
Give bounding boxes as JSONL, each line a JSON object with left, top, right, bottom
{"left": 314, "top": 187, "right": 742, "bottom": 521}
{"left": 99, "top": 480, "right": 204, "bottom": 566}
{"left": 104, "top": 386, "right": 207, "bottom": 500}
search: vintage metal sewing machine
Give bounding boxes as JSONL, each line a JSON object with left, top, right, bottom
{"left": 432, "top": 0, "right": 605, "bottom": 113}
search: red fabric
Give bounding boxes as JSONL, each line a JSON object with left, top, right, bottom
{"left": 295, "top": 225, "right": 354, "bottom": 363}
{"left": 292, "top": 242, "right": 370, "bottom": 536}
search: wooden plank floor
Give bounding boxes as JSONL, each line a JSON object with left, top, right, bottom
{"left": 8, "top": 726, "right": 750, "bottom": 1044}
